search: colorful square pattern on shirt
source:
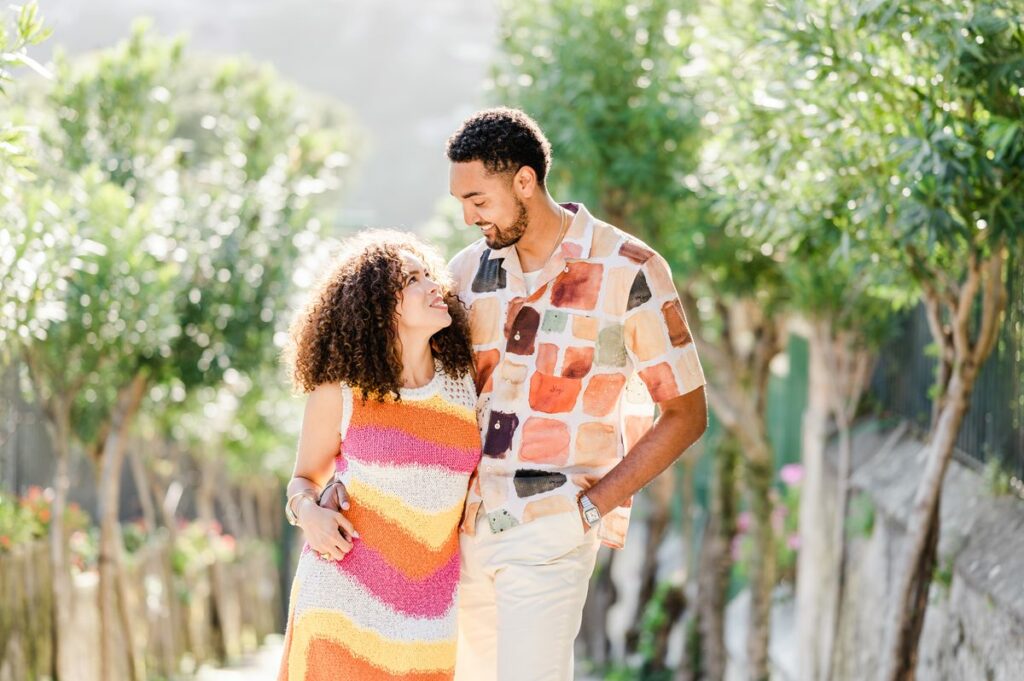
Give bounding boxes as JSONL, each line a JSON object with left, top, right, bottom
{"left": 449, "top": 203, "right": 705, "bottom": 549}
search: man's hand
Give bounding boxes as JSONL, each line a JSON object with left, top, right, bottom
{"left": 577, "top": 503, "right": 589, "bottom": 533}
{"left": 319, "top": 480, "right": 350, "bottom": 513}
{"left": 585, "top": 386, "right": 708, "bottom": 516}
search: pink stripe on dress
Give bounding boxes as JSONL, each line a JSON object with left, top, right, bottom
{"left": 343, "top": 427, "right": 480, "bottom": 473}
{"left": 330, "top": 543, "right": 460, "bottom": 618}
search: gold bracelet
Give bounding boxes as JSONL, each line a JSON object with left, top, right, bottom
{"left": 285, "top": 489, "right": 319, "bottom": 526}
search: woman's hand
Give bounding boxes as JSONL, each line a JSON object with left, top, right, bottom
{"left": 297, "top": 496, "right": 359, "bottom": 561}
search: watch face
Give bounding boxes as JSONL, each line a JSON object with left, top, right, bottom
{"left": 585, "top": 508, "right": 601, "bottom": 524}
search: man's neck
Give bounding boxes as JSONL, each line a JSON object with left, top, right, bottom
{"left": 516, "top": 196, "right": 567, "bottom": 273}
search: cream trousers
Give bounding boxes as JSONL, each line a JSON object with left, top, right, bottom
{"left": 454, "top": 510, "right": 601, "bottom": 681}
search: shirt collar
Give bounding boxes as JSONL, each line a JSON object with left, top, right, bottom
{"left": 486, "top": 202, "right": 596, "bottom": 272}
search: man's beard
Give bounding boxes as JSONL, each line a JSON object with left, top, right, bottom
{"left": 481, "top": 198, "right": 529, "bottom": 250}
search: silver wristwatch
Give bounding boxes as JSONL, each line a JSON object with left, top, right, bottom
{"left": 579, "top": 493, "right": 601, "bottom": 527}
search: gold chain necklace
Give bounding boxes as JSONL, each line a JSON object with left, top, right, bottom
{"left": 514, "top": 208, "right": 570, "bottom": 343}
{"left": 537, "top": 206, "right": 570, "bottom": 276}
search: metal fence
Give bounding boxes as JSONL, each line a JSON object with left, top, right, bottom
{"left": 870, "top": 264, "right": 1024, "bottom": 480}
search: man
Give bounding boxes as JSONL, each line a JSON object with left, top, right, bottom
{"left": 445, "top": 108, "right": 707, "bottom": 680}
{"left": 323, "top": 107, "right": 707, "bottom": 680}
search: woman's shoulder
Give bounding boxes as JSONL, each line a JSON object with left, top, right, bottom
{"left": 306, "top": 381, "right": 355, "bottom": 415}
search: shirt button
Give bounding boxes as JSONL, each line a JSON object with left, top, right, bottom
{"left": 494, "top": 422, "right": 501, "bottom": 430}
{"left": 563, "top": 266, "right": 570, "bottom": 272}
{"left": 514, "top": 332, "right": 521, "bottom": 341}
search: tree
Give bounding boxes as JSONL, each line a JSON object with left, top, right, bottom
{"left": 491, "top": 0, "right": 714, "bottom": 671}
{"left": 8, "top": 22, "right": 351, "bottom": 678}
{"left": 492, "top": 2, "right": 800, "bottom": 678}
{"left": 772, "top": 2, "right": 1023, "bottom": 678}
{"left": 687, "top": 3, "right": 921, "bottom": 676}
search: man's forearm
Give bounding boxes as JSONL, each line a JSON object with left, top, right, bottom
{"left": 585, "top": 386, "right": 708, "bottom": 516}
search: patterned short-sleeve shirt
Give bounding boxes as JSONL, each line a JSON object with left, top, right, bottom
{"left": 449, "top": 203, "right": 705, "bottom": 549}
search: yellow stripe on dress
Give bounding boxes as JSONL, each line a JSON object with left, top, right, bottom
{"left": 288, "top": 607, "right": 457, "bottom": 678}
{"left": 346, "top": 477, "right": 466, "bottom": 550}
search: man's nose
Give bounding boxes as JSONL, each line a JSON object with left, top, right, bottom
{"left": 463, "top": 206, "right": 479, "bottom": 226}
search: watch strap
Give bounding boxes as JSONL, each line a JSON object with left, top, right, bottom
{"left": 579, "top": 493, "right": 601, "bottom": 525}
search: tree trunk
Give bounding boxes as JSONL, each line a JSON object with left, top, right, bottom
{"left": 151, "top": 439, "right": 184, "bottom": 544}
{"left": 626, "top": 469, "right": 676, "bottom": 655}
{"left": 822, "top": 415, "right": 852, "bottom": 681}
{"left": 742, "top": 436, "right": 775, "bottom": 681}
{"left": 820, "top": 325, "right": 876, "bottom": 681}
{"left": 879, "top": 373, "right": 972, "bottom": 681}
{"left": 218, "top": 482, "right": 245, "bottom": 539}
{"left": 642, "top": 584, "right": 687, "bottom": 675}
{"left": 683, "top": 295, "right": 783, "bottom": 680}
{"left": 796, "top": 326, "right": 831, "bottom": 681}
{"left": 240, "top": 484, "right": 261, "bottom": 539}
{"left": 128, "top": 445, "right": 157, "bottom": 533}
{"left": 196, "top": 455, "right": 219, "bottom": 527}
{"left": 46, "top": 401, "right": 77, "bottom": 681}
{"left": 695, "top": 434, "right": 740, "bottom": 681}
{"left": 681, "top": 456, "right": 697, "bottom": 580}
{"left": 881, "top": 249, "right": 1006, "bottom": 680}
{"left": 96, "top": 374, "right": 147, "bottom": 681}
{"left": 254, "top": 481, "right": 270, "bottom": 539}
{"left": 579, "top": 549, "right": 617, "bottom": 665}
{"left": 674, "top": 457, "right": 698, "bottom": 681}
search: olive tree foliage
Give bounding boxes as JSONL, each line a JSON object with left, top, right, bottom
{"left": 4, "top": 22, "right": 352, "bottom": 679}
{"left": 782, "top": 4, "right": 1023, "bottom": 678}
{"left": 689, "top": 3, "right": 921, "bottom": 676}
{"left": 0, "top": 1, "right": 57, "bottom": 358}
{"left": 697, "top": 1, "right": 1023, "bottom": 678}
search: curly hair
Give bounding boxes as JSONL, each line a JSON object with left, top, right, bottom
{"left": 446, "top": 107, "right": 552, "bottom": 186}
{"left": 286, "top": 230, "right": 474, "bottom": 401}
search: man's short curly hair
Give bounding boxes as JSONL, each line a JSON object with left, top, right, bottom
{"left": 446, "top": 107, "right": 552, "bottom": 186}
{"left": 285, "top": 230, "right": 474, "bottom": 401}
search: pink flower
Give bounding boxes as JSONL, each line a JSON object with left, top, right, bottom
{"left": 780, "top": 463, "right": 804, "bottom": 487}
{"left": 736, "top": 511, "right": 752, "bottom": 534}
{"left": 787, "top": 533, "right": 801, "bottom": 550}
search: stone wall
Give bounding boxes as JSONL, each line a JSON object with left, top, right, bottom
{"left": 810, "top": 420, "right": 1024, "bottom": 680}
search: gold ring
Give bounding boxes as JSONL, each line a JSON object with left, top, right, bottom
{"left": 319, "top": 552, "right": 330, "bottom": 560}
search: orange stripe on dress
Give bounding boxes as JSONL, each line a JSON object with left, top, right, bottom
{"left": 304, "top": 637, "right": 453, "bottom": 681}
{"left": 345, "top": 501, "right": 459, "bottom": 580}
{"left": 347, "top": 400, "right": 479, "bottom": 446}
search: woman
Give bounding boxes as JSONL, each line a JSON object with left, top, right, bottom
{"left": 278, "top": 230, "right": 481, "bottom": 681}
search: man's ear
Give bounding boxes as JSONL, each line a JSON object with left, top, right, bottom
{"left": 513, "top": 165, "right": 538, "bottom": 199}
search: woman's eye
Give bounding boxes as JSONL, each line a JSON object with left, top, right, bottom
{"left": 473, "top": 202, "right": 485, "bottom": 208}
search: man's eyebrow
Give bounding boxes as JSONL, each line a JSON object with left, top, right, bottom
{"left": 452, "top": 190, "right": 484, "bottom": 199}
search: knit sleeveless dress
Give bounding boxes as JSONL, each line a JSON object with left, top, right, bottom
{"left": 279, "top": 365, "right": 481, "bottom": 681}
